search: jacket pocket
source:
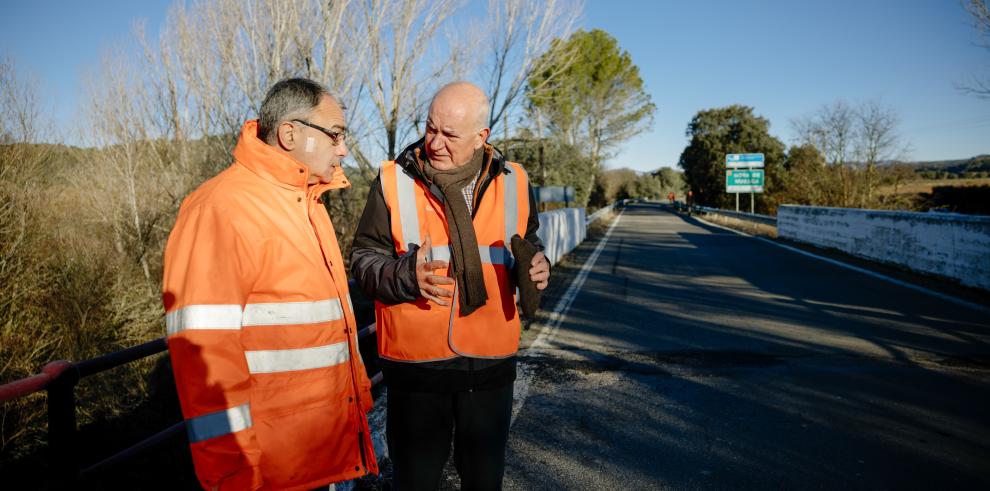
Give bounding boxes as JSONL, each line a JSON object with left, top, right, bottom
{"left": 254, "top": 400, "right": 361, "bottom": 488}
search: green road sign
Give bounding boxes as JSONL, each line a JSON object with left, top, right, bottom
{"left": 726, "top": 169, "right": 764, "bottom": 193}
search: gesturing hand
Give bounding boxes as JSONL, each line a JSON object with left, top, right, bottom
{"left": 529, "top": 251, "right": 550, "bottom": 291}
{"left": 416, "top": 235, "right": 454, "bottom": 306}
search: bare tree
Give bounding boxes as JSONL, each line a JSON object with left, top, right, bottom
{"left": 857, "top": 101, "right": 901, "bottom": 166}
{"left": 0, "top": 57, "right": 46, "bottom": 147}
{"left": 792, "top": 99, "right": 908, "bottom": 207}
{"left": 856, "top": 100, "right": 905, "bottom": 205}
{"left": 0, "top": 58, "right": 51, "bottom": 292}
{"left": 356, "top": 0, "right": 464, "bottom": 161}
{"left": 157, "top": 0, "right": 308, "bottom": 148}
{"left": 482, "top": 0, "right": 582, "bottom": 138}
{"left": 0, "top": 57, "right": 58, "bottom": 456}
{"left": 792, "top": 101, "right": 856, "bottom": 205}
{"left": 82, "top": 49, "right": 169, "bottom": 285}
{"left": 0, "top": 59, "right": 54, "bottom": 287}
{"left": 132, "top": 0, "right": 370, "bottom": 176}
{"left": 961, "top": 0, "right": 990, "bottom": 98}
{"left": 793, "top": 100, "right": 857, "bottom": 167}
{"left": 86, "top": 0, "right": 358, "bottom": 281}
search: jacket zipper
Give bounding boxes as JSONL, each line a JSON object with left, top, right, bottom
{"left": 309, "top": 195, "right": 370, "bottom": 473}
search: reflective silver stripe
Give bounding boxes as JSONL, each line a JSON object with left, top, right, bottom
{"left": 166, "top": 304, "right": 243, "bottom": 336}
{"left": 481, "top": 246, "right": 512, "bottom": 266}
{"left": 395, "top": 169, "right": 421, "bottom": 247}
{"left": 429, "top": 245, "right": 512, "bottom": 266}
{"left": 186, "top": 403, "right": 252, "bottom": 443}
{"left": 503, "top": 164, "right": 519, "bottom": 246}
{"left": 431, "top": 245, "right": 452, "bottom": 262}
{"left": 241, "top": 298, "right": 343, "bottom": 327}
{"left": 245, "top": 342, "right": 350, "bottom": 374}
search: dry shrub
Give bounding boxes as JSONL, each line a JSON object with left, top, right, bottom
{"left": 0, "top": 140, "right": 174, "bottom": 461}
{"left": 0, "top": 144, "right": 63, "bottom": 459}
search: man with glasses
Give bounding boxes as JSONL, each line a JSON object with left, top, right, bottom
{"left": 162, "top": 78, "right": 377, "bottom": 490}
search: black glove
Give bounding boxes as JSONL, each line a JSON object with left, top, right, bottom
{"left": 510, "top": 234, "right": 541, "bottom": 318}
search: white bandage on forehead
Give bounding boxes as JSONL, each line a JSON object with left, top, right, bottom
{"left": 304, "top": 136, "right": 316, "bottom": 153}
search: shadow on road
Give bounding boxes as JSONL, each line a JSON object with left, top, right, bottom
{"left": 506, "top": 203, "right": 990, "bottom": 490}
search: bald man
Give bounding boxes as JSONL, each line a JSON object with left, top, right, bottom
{"left": 351, "top": 82, "right": 549, "bottom": 490}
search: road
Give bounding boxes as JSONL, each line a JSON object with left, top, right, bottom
{"left": 505, "top": 202, "right": 990, "bottom": 490}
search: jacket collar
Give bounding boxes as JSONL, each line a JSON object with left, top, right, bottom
{"left": 232, "top": 119, "right": 350, "bottom": 198}
{"left": 395, "top": 137, "right": 507, "bottom": 184}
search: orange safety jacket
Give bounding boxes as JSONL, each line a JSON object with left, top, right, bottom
{"left": 375, "top": 159, "right": 530, "bottom": 362}
{"left": 163, "top": 120, "right": 378, "bottom": 491}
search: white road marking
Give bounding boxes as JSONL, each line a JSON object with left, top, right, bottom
{"left": 511, "top": 209, "right": 625, "bottom": 425}
{"left": 693, "top": 214, "right": 990, "bottom": 316}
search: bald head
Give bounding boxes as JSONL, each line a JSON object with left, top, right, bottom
{"left": 430, "top": 82, "right": 490, "bottom": 131}
{"left": 424, "top": 82, "right": 492, "bottom": 170}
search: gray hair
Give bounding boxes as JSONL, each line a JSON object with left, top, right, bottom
{"left": 257, "top": 78, "right": 330, "bottom": 144}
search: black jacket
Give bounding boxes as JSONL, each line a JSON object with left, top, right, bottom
{"left": 349, "top": 139, "right": 544, "bottom": 391}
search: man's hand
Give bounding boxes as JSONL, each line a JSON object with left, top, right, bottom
{"left": 529, "top": 251, "right": 550, "bottom": 291}
{"left": 416, "top": 235, "right": 454, "bottom": 306}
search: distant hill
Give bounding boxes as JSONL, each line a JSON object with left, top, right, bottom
{"left": 903, "top": 155, "right": 990, "bottom": 175}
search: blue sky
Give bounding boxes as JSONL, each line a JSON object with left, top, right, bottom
{"left": 2, "top": 0, "right": 988, "bottom": 172}
{"left": 586, "top": 0, "right": 990, "bottom": 170}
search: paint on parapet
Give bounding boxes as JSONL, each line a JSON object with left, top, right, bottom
{"left": 777, "top": 205, "right": 990, "bottom": 291}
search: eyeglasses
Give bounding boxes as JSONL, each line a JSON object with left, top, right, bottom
{"left": 292, "top": 119, "right": 347, "bottom": 146}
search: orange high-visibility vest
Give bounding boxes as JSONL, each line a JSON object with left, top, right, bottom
{"left": 375, "top": 159, "right": 530, "bottom": 362}
{"left": 163, "top": 120, "right": 378, "bottom": 491}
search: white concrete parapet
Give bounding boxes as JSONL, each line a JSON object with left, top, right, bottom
{"left": 777, "top": 205, "right": 990, "bottom": 291}
{"left": 537, "top": 208, "right": 586, "bottom": 265}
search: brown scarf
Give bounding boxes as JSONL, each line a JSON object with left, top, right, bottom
{"left": 419, "top": 147, "right": 490, "bottom": 316}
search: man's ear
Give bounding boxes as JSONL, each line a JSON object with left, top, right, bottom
{"left": 276, "top": 121, "right": 297, "bottom": 151}
{"left": 475, "top": 127, "right": 491, "bottom": 149}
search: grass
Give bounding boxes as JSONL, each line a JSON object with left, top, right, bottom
{"left": 875, "top": 178, "right": 990, "bottom": 196}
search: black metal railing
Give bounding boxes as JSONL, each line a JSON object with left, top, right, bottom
{"left": 0, "top": 284, "right": 380, "bottom": 488}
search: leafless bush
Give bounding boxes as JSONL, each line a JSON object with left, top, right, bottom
{"left": 790, "top": 99, "right": 907, "bottom": 208}
{"left": 0, "top": 58, "right": 60, "bottom": 457}
{"left": 1, "top": 57, "right": 164, "bottom": 460}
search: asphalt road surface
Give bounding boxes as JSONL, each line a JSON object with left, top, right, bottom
{"left": 505, "top": 202, "right": 990, "bottom": 490}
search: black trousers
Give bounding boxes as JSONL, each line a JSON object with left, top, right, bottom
{"left": 386, "top": 382, "right": 514, "bottom": 491}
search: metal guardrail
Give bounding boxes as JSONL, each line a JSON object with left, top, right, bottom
{"left": 691, "top": 205, "right": 777, "bottom": 227}
{"left": 586, "top": 205, "right": 615, "bottom": 225}
{"left": 663, "top": 200, "right": 776, "bottom": 226}
{"left": 586, "top": 199, "right": 633, "bottom": 226}
{"left": 0, "top": 280, "right": 380, "bottom": 488}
